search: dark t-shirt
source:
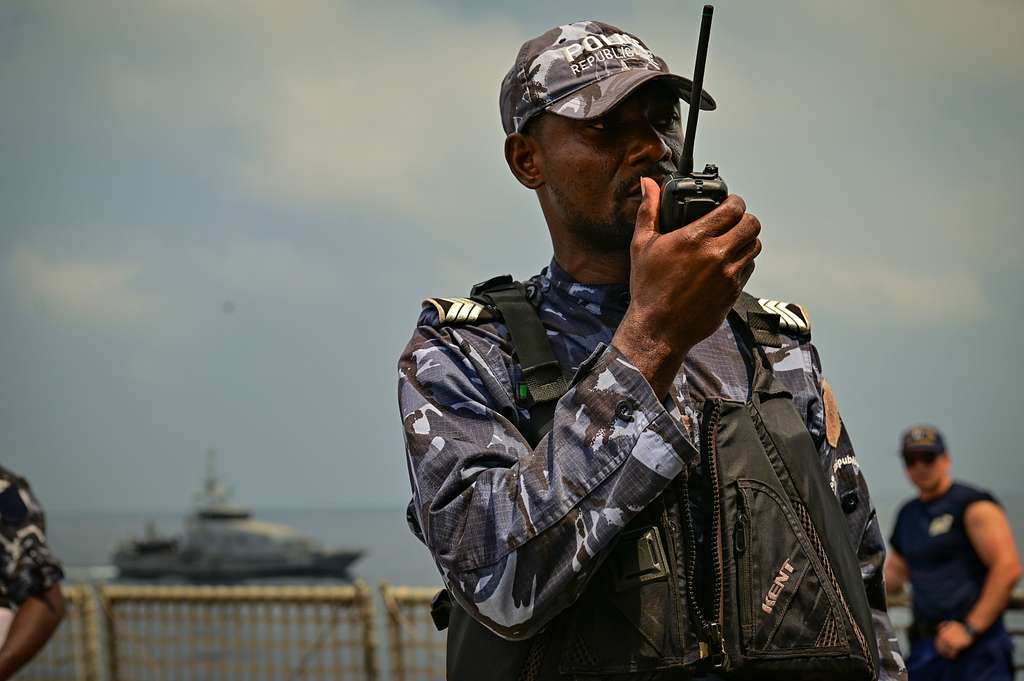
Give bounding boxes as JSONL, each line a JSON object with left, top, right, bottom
{"left": 0, "top": 466, "right": 64, "bottom": 605}
{"left": 890, "top": 481, "right": 997, "bottom": 624}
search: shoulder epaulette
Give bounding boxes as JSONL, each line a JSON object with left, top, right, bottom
{"left": 756, "top": 298, "right": 812, "bottom": 337}
{"left": 421, "top": 297, "right": 500, "bottom": 325}
{"left": 732, "top": 292, "right": 812, "bottom": 347}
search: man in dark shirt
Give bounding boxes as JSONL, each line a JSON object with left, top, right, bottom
{"left": 886, "top": 425, "right": 1021, "bottom": 680}
{"left": 0, "top": 466, "right": 65, "bottom": 680}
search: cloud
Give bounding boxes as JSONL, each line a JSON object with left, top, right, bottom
{"left": 228, "top": 8, "right": 521, "bottom": 221}
{"left": 764, "top": 249, "right": 995, "bottom": 326}
{"left": 36, "top": 0, "right": 521, "bottom": 228}
{"left": 190, "top": 239, "right": 348, "bottom": 303}
{"left": 803, "top": 0, "right": 1024, "bottom": 74}
{"left": 7, "top": 248, "right": 167, "bottom": 330}
{"left": 7, "top": 233, "right": 358, "bottom": 335}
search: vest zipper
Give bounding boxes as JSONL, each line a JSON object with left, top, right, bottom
{"left": 702, "top": 399, "right": 728, "bottom": 669}
{"left": 676, "top": 466, "right": 706, "bottom": 660}
{"left": 678, "top": 399, "right": 728, "bottom": 670}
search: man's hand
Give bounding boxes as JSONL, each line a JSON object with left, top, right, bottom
{"left": 0, "top": 585, "right": 65, "bottom": 681}
{"left": 612, "top": 176, "right": 762, "bottom": 398}
{"left": 935, "top": 620, "right": 974, "bottom": 659}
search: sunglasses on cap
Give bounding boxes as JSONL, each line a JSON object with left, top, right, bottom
{"left": 902, "top": 450, "right": 939, "bottom": 467}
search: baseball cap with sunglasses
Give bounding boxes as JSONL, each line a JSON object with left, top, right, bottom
{"left": 902, "top": 450, "right": 940, "bottom": 467}
{"left": 899, "top": 424, "right": 947, "bottom": 467}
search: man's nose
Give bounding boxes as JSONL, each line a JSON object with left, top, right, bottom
{"left": 625, "top": 123, "right": 672, "bottom": 168}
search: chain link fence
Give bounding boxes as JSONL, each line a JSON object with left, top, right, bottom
{"left": 17, "top": 584, "right": 1024, "bottom": 680}
{"left": 379, "top": 584, "right": 444, "bottom": 681}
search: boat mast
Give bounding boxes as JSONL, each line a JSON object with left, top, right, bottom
{"left": 196, "top": 448, "right": 231, "bottom": 509}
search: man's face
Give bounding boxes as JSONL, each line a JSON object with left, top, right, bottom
{"left": 902, "top": 450, "right": 950, "bottom": 494}
{"left": 530, "top": 81, "right": 684, "bottom": 253}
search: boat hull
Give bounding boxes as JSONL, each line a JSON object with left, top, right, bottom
{"left": 114, "top": 549, "right": 363, "bottom": 582}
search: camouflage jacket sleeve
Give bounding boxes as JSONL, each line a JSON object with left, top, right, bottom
{"left": 398, "top": 316, "right": 698, "bottom": 640}
{"left": 770, "top": 340, "right": 907, "bottom": 680}
{"left": 0, "top": 470, "right": 64, "bottom": 606}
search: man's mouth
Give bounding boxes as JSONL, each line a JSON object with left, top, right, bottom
{"left": 621, "top": 180, "right": 645, "bottom": 199}
{"left": 620, "top": 174, "right": 669, "bottom": 200}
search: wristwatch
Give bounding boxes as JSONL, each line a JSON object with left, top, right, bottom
{"left": 959, "top": 620, "right": 980, "bottom": 640}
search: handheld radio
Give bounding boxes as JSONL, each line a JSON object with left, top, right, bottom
{"left": 659, "top": 5, "right": 727, "bottom": 232}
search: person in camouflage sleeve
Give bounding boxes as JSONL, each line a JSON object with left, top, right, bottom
{"left": 398, "top": 19, "right": 905, "bottom": 680}
{"left": 0, "top": 466, "right": 64, "bottom": 680}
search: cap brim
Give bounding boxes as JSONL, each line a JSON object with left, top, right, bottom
{"left": 545, "top": 70, "right": 716, "bottom": 122}
{"left": 902, "top": 445, "right": 944, "bottom": 455}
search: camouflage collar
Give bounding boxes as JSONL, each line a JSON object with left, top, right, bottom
{"left": 539, "top": 258, "right": 631, "bottom": 316}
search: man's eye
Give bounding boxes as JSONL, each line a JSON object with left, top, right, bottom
{"left": 587, "top": 119, "right": 608, "bottom": 130}
{"left": 655, "top": 113, "right": 681, "bottom": 128}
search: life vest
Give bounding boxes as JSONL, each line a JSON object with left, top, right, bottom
{"left": 426, "top": 278, "right": 878, "bottom": 680}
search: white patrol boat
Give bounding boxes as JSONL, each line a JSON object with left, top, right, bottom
{"left": 113, "top": 451, "right": 362, "bottom": 582}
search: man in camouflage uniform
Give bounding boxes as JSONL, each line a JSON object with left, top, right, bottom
{"left": 398, "top": 20, "right": 905, "bottom": 680}
{"left": 0, "top": 466, "right": 64, "bottom": 680}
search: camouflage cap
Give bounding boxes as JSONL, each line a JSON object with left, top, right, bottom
{"left": 901, "top": 424, "right": 947, "bottom": 454}
{"left": 499, "top": 20, "right": 716, "bottom": 135}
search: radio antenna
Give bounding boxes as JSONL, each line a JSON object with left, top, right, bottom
{"left": 680, "top": 5, "right": 715, "bottom": 176}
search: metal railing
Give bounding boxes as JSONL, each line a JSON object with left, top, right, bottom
{"left": 377, "top": 588, "right": 1024, "bottom": 681}
{"left": 18, "top": 584, "right": 1024, "bottom": 680}
{"left": 887, "top": 590, "right": 1024, "bottom": 633}
{"left": 379, "top": 584, "right": 444, "bottom": 681}
{"left": 887, "top": 590, "right": 1024, "bottom": 672}
{"left": 99, "top": 583, "right": 377, "bottom": 681}
{"left": 21, "top": 583, "right": 377, "bottom": 681}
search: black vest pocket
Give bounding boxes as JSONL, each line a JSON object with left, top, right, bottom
{"left": 734, "top": 480, "right": 848, "bottom": 657}
{"left": 558, "top": 524, "right": 702, "bottom": 675}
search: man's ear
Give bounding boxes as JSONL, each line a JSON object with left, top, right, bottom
{"left": 504, "top": 132, "right": 544, "bottom": 189}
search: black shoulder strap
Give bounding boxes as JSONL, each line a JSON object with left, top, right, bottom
{"left": 731, "top": 292, "right": 784, "bottom": 348}
{"left": 472, "top": 276, "right": 569, "bottom": 447}
{"left": 729, "top": 294, "right": 788, "bottom": 398}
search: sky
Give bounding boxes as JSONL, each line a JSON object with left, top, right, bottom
{"left": 2, "top": 0, "right": 1022, "bottom": 514}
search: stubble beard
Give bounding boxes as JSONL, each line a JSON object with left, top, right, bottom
{"left": 550, "top": 183, "right": 635, "bottom": 256}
